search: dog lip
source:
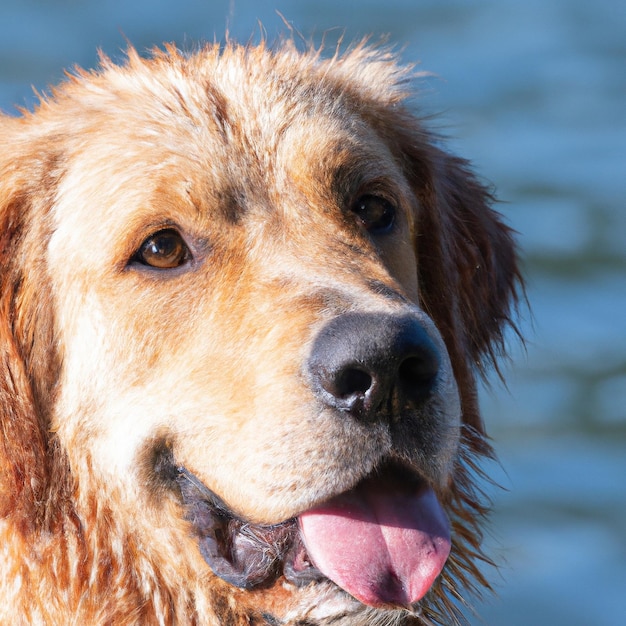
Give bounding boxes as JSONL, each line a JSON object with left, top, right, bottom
{"left": 175, "top": 466, "right": 323, "bottom": 589}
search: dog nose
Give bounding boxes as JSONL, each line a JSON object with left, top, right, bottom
{"left": 308, "top": 313, "right": 440, "bottom": 423}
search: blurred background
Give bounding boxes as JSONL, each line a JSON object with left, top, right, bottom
{"left": 1, "top": 1, "right": 624, "bottom": 624}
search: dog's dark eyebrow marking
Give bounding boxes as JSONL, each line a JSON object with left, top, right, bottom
{"left": 215, "top": 186, "right": 247, "bottom": 224}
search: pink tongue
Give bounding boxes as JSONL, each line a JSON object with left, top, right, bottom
{"left": 298, "top": 476, "right": 451, "bottom": 607}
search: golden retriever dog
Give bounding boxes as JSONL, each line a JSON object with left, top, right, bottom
{"left": 0, "top": 40, "right": 521, "bottom": 625}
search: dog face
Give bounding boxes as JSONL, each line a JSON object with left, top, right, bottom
{"left": 0, "top": 42, "right": 521, "bottom": 624}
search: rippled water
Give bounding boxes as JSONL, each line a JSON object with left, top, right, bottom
{"left": 1, "top": 1, "right": 624, "bottom": 624}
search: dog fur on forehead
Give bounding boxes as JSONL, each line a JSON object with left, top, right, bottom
{"left": 0, "top": 39, "right": 521, "bottom": 625}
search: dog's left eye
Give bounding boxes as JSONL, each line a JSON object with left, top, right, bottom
{"left": 351, "top": 195, "right": 395, "bottom": 234}
{"left": 132, "top": 229, "right": 191, "bottom": 269}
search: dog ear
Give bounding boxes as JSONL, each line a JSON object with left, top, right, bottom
{"left": 0, "top": 127, "right": 63, "bottom": 530}
{"left": 390, "top": 127, "right": 522, "bottom": 434}
{"left": 420, "top": 149, "right": 521, "bottom": 361}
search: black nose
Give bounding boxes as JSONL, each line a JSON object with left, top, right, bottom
{"left": 307, "top": 313, "right": 440, "bottom": 423}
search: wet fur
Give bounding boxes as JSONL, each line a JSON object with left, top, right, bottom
{"left": 0, "top": 40, "right": 521, "bottom": 625}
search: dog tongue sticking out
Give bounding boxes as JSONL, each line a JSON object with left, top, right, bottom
{"left": 298, "top": 474, "right": 451, "bottom": 607}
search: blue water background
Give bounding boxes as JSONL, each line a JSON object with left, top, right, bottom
{"left": 1, "top": 1, "right": 624, "bottom": 624}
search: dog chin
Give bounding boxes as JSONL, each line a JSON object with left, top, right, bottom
{"left": 283, "top": 582, "right": 416, "bottom": 626}
{"left": 285, "top": 581, "right": 372, "bottom": 621}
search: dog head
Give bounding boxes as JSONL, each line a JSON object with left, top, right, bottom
{"left": 0, "top": 41, "right": 521, "bottom": 624}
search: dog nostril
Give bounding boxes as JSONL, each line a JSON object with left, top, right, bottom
{"left": 397, "top": 354, "right": 439, "bottom": 405}
{"left": 398, "top": 355, "right": 438, "bottom": 386}
{"left": 335, "top": 368, "right": 373, "bottom": 398}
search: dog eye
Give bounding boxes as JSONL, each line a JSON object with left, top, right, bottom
{"left": 132, "top": 229, "right": 191, "bottom": 269}
{"left": 351, "top": 195, "right": 395, "bottom": 233}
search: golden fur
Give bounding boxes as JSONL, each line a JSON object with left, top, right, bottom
{"left": 0, "top": 40, "right": 521, "bottom": 625}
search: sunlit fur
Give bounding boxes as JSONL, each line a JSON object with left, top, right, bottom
{"left": 0, "top": 40, "right": 521, "bottom": 625}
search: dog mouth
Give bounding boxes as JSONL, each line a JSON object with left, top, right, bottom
{"left": 175, "top": 466, "right": 317, "bottom": 590}
{"left": 174, "top": 463, "right": 451, "bottom": 608}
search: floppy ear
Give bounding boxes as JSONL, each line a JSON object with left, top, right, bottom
{"left": 0, "top": 128, "right": 64, "bottom": 531}
{"left": 410, "top": 145, "right": 522, "bottom": 434}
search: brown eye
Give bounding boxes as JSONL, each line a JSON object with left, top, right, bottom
{"left": 132, "top": 228, "right": 191, "bottom": 269}
{"left": 351, "top": 195, "right": 395, "bottom": 233}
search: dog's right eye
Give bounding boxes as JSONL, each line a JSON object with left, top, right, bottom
{"left": 350, "top": 194, "right": 396, "bottom": 234}
{"left": 131, "top": 229, "right": 191, "bottom": 269}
